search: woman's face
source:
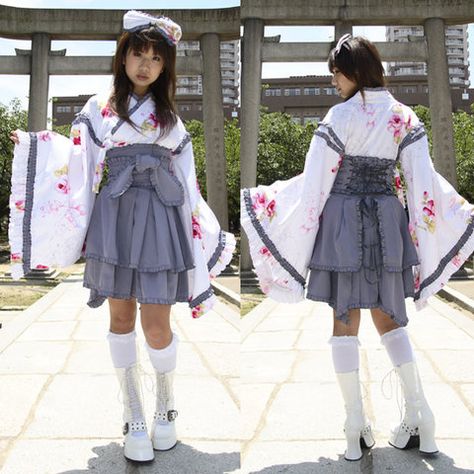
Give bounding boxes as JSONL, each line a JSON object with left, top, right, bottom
{"left": 331, "top": 67, "right": 357, "bottom": 99}
{"left": 124, "top": 46, "right": 164, "bottom": 96}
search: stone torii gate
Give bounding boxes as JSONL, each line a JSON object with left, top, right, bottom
{"left": 240, "top": 0, "right": 474, "bottom": 271}
{"left": 0, "top": 5, "right": 240, "bottom": 230}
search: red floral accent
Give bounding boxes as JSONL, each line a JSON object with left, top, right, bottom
{"left": 10, "top": 252, "right": 22, "bottom": 263}
{"left": 35, "top": 264, "right": 49, "bottom": 270}
{"left": 148, "top": 113, "right": 159, "bottom": 128}
{"left": 192, "top": 214, "right": 202, "bottom": 239}
{"left": 38, "top": 131, "right": 51, "bottom": 141}
{"left": 259, "top": 246, "right": 271, "bottom": 256}
{"left": 73, "top": 136, "right": 81, "bottom": 145}
{"left": 101, "top": 103, "right": 114, "bottom": 118}
{"left": 422, "top": 191, "right": 435, "bottom": 217}
{"left": 15, "top": 200, "right": 25, "bottom": 211}
{"left": 394, "top": 176, "right": 402, "bottom": 189}
{"left": 55, "top": 177, "right": 70, "bottom": 194}
{"left": 265, "top": 200, "right": 276, "bottom": 218}
{"left": 331, "top": 156, "right": 343, "bottom": 173}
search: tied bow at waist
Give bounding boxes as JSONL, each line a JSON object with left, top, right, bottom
{"left": 107, "top": 153, "right": 184, "bottom": 207}
{"left": 360, "top": 197, "right": 383, "bottom": 284}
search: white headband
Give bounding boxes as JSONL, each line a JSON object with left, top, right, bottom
{"left": 334, "top": 33, "right": 352, "bottom": 55}
{"left": 123, "top": 10, "right": 182, "bottom": 46}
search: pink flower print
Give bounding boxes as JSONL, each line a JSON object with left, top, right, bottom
{"left": 387, "top": 114, "right": 405, "bottom": 144}
{"left": 265, "top": 199, "right": 276, "bottom": 219}
{"left": 55, "top": 177, "right": 70, "bottom": 194}
{"left": 331, "top": 156, "right": 343, "bottom": 173}
{"left": 196, "top": 178, "right": 201, "bottom": 193}
{"left": 35, "top": 264, "right": 49, "bottom": 270}
{"left": 252, "top": 192, "right": 267, "bottom": 211}
{"left": 408, "top": 222, "right": 419, "bottom": 247}
{"left": 421, "top": 191, "right": 436, "bottom": 233}
{"left": 10, "top": 252, "right": 22, "bottom": 263}
{"left": 451, "top": 253, "right": 462, "bottom": 268}
{"left": 414, "top": 270, "right": 420, "bottom": 291}
{"left": 101, "top": 103, "right": 114, "bottom": 118}
{"left": 38, "top": 131, "right": 51, "bottom": 141}
{"left": 405, "top": 114, "right": 413, "bottom": 132}
{"left": 148, "top": 113, "right": 159, "bottom": 128}
{"left": 116, "top": 141, "right": 128, "bottom": 147}
{"left": 73, "top": 135, "right": 81, "bottom": 145}
{"left": 394, "top": 176, "right": 403, "bottom": 190}
{"left": 15, "top": 200, "right": 25, "bottom": 211}
{"left": 192, "top": 214, "right": 202, "bottom": 239}
{"left": 191, "top": 305, "right": 204, "bottom": 318}
{"left": 259, "top": 246, "right": 271, "bottom": 257}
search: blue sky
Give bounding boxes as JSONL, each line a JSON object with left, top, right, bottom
{"left": 0, "top": 1, "right": 473, "bottom": 118}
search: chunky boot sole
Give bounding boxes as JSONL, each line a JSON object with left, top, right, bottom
{"left": 153, "top": 438, "right": 178, "bottom": 451}
{"left": 124, "top": 443, "right": 154, "bottom": 462}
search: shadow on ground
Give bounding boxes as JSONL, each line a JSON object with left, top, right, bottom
{"left": 247, "top": 447, "right": 474, "bottom": 474}
{"left": 58, "top": 441, "right": 239, "bottom": 474}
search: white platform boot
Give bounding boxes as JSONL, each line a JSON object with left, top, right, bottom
{"left": 336, "top": 371, "right": 375, "bottom": 461}
{"left": 389, "top": 361, "right": 438, "bottom": 455}
{"left": 151, "top": 370, "right": 178, "bottom": 451}
{"left": 116, "top": 364, "right": 154, "bottom": 462}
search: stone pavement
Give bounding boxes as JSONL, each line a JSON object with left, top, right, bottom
{"left": 241, "top": 296, "right": 474, "bottom": 473}
{"left": 0, "top": 276, "right": 240, "bottom": 474}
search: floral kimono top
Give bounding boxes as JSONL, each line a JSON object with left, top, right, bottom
{"left": 241, "top": 88, "right": 474, "bottom": 311}
{"left": 9, "top": 92, "right": 235, "bottom": 318}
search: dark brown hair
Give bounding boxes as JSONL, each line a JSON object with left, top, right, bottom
{"left": 110, "top": 27, "right": 177, "bottom": 136}
{"left": 328, "top": 36, "right": 386, "bottom": 101}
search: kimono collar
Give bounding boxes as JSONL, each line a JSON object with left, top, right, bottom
{"left": 351, "top": 87, "right": 391, "bottom": 103}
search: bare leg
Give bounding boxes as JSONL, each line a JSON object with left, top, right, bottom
{"left": 333, "top": 309, "right": 361, "bottom": 336}
{"left": 370, "top": 308, "right": 400, "bottom": 336}
{"left": 108, "top": 297, "right": 137, "bottom": 334}
{"left": 140, "top": 304, "right": 172, "bottom": 350}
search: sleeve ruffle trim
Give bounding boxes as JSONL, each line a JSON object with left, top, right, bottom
{"left": 414, "top": 217, "right": 474, "bottom": 310}
{"left": 208, "top": 230, "right": 236, "bottom": 279}
{"left": 8, "top": 131, "right": 33, "bottom": 280}
{"left": 241, "top": 189, "right": 305, "bottom": 304}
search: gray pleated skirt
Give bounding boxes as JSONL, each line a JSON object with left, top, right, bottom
{"left": 306, "top": 194, "right": 419, "bottom": 327}
{"left": 83, "top": 147, "right": 194, "bottom": 308}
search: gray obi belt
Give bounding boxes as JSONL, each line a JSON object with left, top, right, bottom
{"left": 310, "top": 154, "right": 419, "bottom": 277}
{"left": 104, "top": 144, "right": 184, "bottom": 207}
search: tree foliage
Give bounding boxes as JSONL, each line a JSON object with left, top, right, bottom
{"left": 0, "top": 99, "right": 28, "bottom": 234}
{"left": 257, "top": 111, "right": 316, "bottom": 185}
{"left": 173, "top": 118, "right": 240, "bottom": 232}
{"left": 414, "top": 104, "right": 474, "bottom": 202}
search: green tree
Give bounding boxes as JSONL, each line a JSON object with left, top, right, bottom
{"left": 257, "top": 111, "right": 316, "bottom": 185}
{"left": 186, "top": 118, "right": 240, "bottom": 232}
{"left": 0, "top": 99, "right": 28, "bottom": 235}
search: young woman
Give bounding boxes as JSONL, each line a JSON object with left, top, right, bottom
{"left": 9, "top": 10, "right": 235, "bottom": 463}
{"left": 241, "top": 35, "right": 473, "bottom": 461}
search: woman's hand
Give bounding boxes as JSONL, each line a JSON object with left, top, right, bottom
{"left": 10, "top": 131, "right": 20, "bottom": 145}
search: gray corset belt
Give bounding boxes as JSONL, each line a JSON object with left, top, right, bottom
{"left": 331, "top": 154, "right": 396, "bottom": 196}
{"left": 105, "top": 144, "right": 184, "bottom": 207}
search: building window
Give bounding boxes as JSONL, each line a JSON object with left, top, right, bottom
{"left": 73, "top": 106, "right": 83, "bottom": 113}
{"left": 290, "top": 116, "right": 302, "bottom": 124}
{"left": 265, "top": 88, "right": 282, "bottom": 96}
{"left": 304, "top": 87, "right": 320, "bottom": 96}
{"left": 303, "top": 116, "right": 320, "bottom": 125}
{"left": 57, "top": 106, "right": 71, "bottom": 113}
{"left": 324, "top": 87, "right": 336, "bottom": 95}
{"left": 402, "top": 86, "right": 417, "bottom": 93}
{"left": 284, "top": 88, "right": 301, "bottom": 96}
{"left": 180, "top": 105, "right": 191, "bottom": 111}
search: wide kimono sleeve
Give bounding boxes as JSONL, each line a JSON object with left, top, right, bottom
{"left": 399, "top": 122, "right": 474, "bottom": 310}
{"left": 8, "top": 96, "right": 106, "bottom": 279}
{"left": 171, "top": 120, "right": 236, "bottom": 318}
{"left": 240, "top": 110, "right": 347, "bottom": 303}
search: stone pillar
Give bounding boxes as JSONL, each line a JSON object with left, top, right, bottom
{"left": 240, "top": 18, "right": 264, "bottom": 272}
{"left": 424, "top": 17, "right": 458, "bottom": 188}
{"left": 334, "top": 21, "right": 352, "bottom": 39}
{"left": 200, "top": 33, "right": 229, "bottom": 230}
{"left": 28, "top": 33, "right": 50, "bottom": 132}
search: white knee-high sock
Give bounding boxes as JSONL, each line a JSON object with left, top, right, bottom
{"left": 146, "top": 333, "right": 179, "bottom": 373}
{"left": 107, "top": 330, "right": 137, "bottom": 368}
{"left": 381, "top": 327, "right": 414, "bottom": 367}
{"left": 329, "top": 336, "right": 360, "bottom": 373}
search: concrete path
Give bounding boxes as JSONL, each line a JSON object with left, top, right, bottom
{"left": 0, "top": 276, "right": 240, "bottom": 474}
{"left": 241, "top": 297, "right": 474, "bottom": 473}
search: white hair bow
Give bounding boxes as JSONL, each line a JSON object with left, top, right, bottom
{"left": 123, "top": 10, "right": 182, "bottom": 46}
{"left": 334, "top": 33, "right": 352, "bottom": 55}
